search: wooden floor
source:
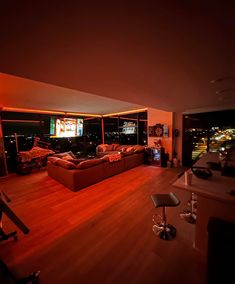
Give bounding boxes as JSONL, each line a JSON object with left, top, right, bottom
{"left": 0, "top": 165, "right": 207, "bottom": 284}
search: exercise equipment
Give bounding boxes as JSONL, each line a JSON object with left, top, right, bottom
{"left": 0, "top": 191, "right": 29, "bottom": 242}
{"left": 0, "top": 259, "right": 40, "bottom": 284}
{"left": 15, "top": 136, "right": 55, "bottom": 175}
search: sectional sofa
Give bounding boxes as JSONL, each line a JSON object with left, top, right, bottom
{"left": 47, "top": 145, "right": 145, "bottom": 191}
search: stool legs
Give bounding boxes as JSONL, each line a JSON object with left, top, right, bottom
{"left": 179, "top": 193, "right": 197, "bottom": 224}
{"left": 152, "top": 206, "right": 177, "bottom": 240}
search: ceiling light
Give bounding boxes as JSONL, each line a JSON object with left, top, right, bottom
{"left": 210, "top": 76, "right": 235, "bottom": 83}
{"left": 215, "top": 89, "right": 235, "bottom": 95}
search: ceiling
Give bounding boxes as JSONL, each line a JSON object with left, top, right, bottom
{"left": 0, "top": 73, "right": 144, "bottom": 115}
{"left": 0, "top": 1, "right": 235, "bottom": 114}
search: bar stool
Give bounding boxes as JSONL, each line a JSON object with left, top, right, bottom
{"left": 151, "top": 192, "right": 180, "bottom": 240}
{"left": 179, "top": 192, "right": 197, "bottom": 224}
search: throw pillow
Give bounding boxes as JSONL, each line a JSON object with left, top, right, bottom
{"left": 100, "top": 155, "right": 110, "bottom": 162}
{"left": 133, "top": 145, "right": 145, "bottom": 153}
{"left": 47, "top": 156, "right": 61, "bottom": 164}
{"left": 68, "top": 158, "right": 85, "bottom": 165}
{"left": 107, "top": 153, "right": 122, "bottom": 162}
{"left": 106, "top": 144, "right": 113, "bottom": 151}
{"left": 116, "top": 145, "right": 128, "bottom": 152}
{"left": 54, "top": 151, "right": 76, "bottom": 159}
{"left": 126, "top": 146, "right": 134, "bottom": 152}
{"left": 62, "top": 155, "right": 74, "bottom": 161}
{"left": 77, "top": 158, "right": 103, "bottom": 169}
{"left": 97, "top": 144, "right": 108, "bottom": 152}
{"left": 67, "top": 151, "right": 76, "bottom": 159}
{"left": 56, "top": 159, "right": 77, "bottom": 169}
{"left": 111, "top": 143, "right": 120, "bottom": 151}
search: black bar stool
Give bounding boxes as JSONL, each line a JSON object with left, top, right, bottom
{"left": 151, "top": 192, "right": 180, "bottom": 240}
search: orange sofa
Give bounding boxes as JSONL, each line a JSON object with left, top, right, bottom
{"left": 47, "top": 146, "right": 145, "bottom": 191}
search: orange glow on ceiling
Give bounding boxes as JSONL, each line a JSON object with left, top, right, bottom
{"left": 3, "top": 107, "right": 65, "bottom": 115}
{"left": 2, "top": 107, "right": 102, "bottom": 117}
{"left": 65, "top": 112, "right": 102, "bottom": 118}
{"left": 2, "top": 107, "right": 148, "bottom": 118}
{"left": 102, "top": 108, "right": 148, "bottom": 117}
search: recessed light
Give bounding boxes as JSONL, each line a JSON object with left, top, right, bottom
{"left": 215, "top": 89, "right": 235, "bottom": 95}
{"left": 210, "top": 76, "right": 235, "bottom": 83}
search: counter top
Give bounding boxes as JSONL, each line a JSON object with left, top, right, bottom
{"left": 193, "top": 152, "right": 220, "bottom": 167}
{"left": 172, "top": 151, "right": 235, "bottom": 254}
{"left": 173, "top": 152, "right": 235, "bottom": 203}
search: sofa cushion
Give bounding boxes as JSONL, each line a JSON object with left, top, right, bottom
{"left": 56, "top": 159, "right": 77, "bottom": 169}
{"left": 111, "top": 143, "right": 120, "bottom": 150}
{"left": 102, "top": 153, "right": 122, "bottom": 163}
{"left": 96, "top": 144, "right": 108, "bottom": 152}
{"left": 116, "top": 145, "right": 128, "bottom": 152}
{"left": 105, "top": 145, "right": 113, "bottom": 151}
{"left": 66, "top": 158, "right": 85, "bottom": 165}
{"left": 54, "top": 151, "right": 76, "bottom": 159}
{"left": 97, "top": 151, "right": 120, "bottom": 157}
{"left": 125, "top": 146, "right": 135, "bottom": 152}
{"left": 62, "top": 155, "right": 75, "bottom": 161}
{"left": 100, "top": 155, "right": 110, "bottom": 162}
{"left": 77, "top": 158, "right": 103, "bottom": 169}
{"left": 121, "top": 151, "right": 134, "bottom": 157}
{"left": 133, "top": 145, "right": 145, "bottom": 153}
{"left": 47, "top": 156, "right": 61, "bottom": 164}
{"left": 61, "top": 156, "right": 86, "bottom": 165}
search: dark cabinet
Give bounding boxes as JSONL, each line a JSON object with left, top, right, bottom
{"left": 145, "top": 147, "right": 165, "bottom": 167}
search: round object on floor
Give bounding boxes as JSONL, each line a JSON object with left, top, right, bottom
{"left": 152, "top": 224, "right": 177, "bottom": 240}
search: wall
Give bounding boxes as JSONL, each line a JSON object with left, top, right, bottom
{"left": 0, "top": 114, "right": 8, "bottom": 176}
{"left": 147, "top": 108, "right": 173, "bottom": 159}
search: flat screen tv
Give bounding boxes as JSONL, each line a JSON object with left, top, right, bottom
{"left": 122, "top": 121, "right": 136, "bottom": 134}
{"left": 50, "top": 117, "right": 83, "bottom": 137}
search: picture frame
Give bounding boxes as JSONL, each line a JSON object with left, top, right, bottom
{"left": 154, "top": 124, "right": 163, "bottom": 137}
{"left": 148, "top": 126, "right": 155, "bottom": 137}
{"left": 163, "top": 124, "right": 169, "bottom": 137}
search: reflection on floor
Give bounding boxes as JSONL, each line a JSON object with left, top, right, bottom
{"left": 0, "top": 166, "right": 206, "bottom": 284}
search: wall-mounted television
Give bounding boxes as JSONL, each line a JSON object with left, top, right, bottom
{"left": 50, "top": 117, "right": 83, "bottom": 137}
{"left": 122, "top": 121, "right": 136, "bottom": 134}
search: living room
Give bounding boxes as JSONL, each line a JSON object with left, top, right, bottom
{"left": 0, "top": 1, "right": 235, "bottom": 284}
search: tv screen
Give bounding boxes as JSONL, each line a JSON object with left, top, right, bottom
{"left": 50, "top": 117, "right": 83, "bottom": 137}
{"left": 122, "top": 121, "right": 136, "bottom": 134}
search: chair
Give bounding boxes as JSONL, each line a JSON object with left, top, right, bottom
{"left": 151, "top": 192, "right": 180, "bottom": 240}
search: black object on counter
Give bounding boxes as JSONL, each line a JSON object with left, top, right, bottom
{"left": 191, "top": 166, "right": 213, "bottom": 179}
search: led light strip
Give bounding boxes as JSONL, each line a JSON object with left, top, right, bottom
{"left": 2, "top": 107, "right": 102, "bottom": 117}
{"left": 2, "top": 107, "right": 147, "bottom": 118}
{"left": 102, "top": 108, "right": 148, "bottom": 117}
{"left": 2, "top": 119, "right": 43, "bottom": 123}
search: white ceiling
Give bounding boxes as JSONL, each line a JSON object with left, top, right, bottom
{"left": 0, "top": 1, "right": 235, "bottom": 114}
{"left": 0, "top": 73, "right": 144, "bottom": 115}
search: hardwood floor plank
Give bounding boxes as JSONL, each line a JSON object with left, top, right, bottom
{"left": 0, "top": 166, "right": 206, "bottom": 284}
